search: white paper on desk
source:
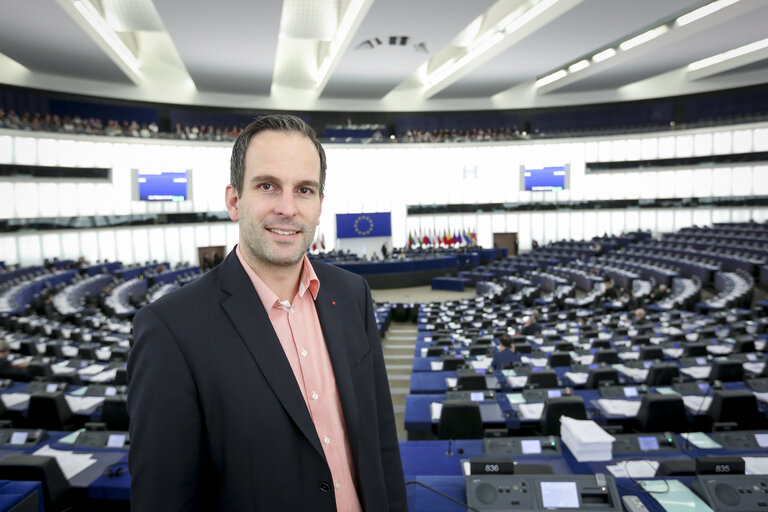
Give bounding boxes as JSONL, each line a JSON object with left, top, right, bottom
{"left": 617, "top": 367, "right": 649, "bottom": 381}
{"left": 61, "top": 346, "right": 79, "bottom": 357}
{"left": 681, "top": 366, "right": 711, "bottom": 379}
{"left": 564, "top": 372, "right": 588, "bottom": 385}
{"left": 682, "top": 395, "right": 712, "bottom": 413}
{"left": 573, "top": 355, "right": 594, "bottom": 365}
{"left": 521, "top": 357, "right": 548, "bottom": 367}
{"left": 597, "top": 399, "right": 642, "bottom": 417}
{"left": 663, "top": 348, "right": 684, "bottom": 359}
{"left": 51, "top": 365, "right": 76, "bottom": 375}
{"left": 507, "top": 376, "right": 528, "bottom": 388}
{"left": 619, "top": 351, "right": 640, "bottom": 360}
{"left": 430, "top": 361, "right": 443, "bottom": 371}
{"left": 33, "top": 445, "right": 97, "bottom": 479}
{"left": 445, "top": 378, "right": 458, "bottom": 388}
{"left": 470, "top": 359, "right": 491, "bottom": 370}
{"left": 506, "top": 393, "right": 525, "bottom": 404}
{"left": 430, "top": 402, "right": 442, "bottom": 421}
{"left": 753, "top": 392, "right": 768, "bottom": 404}
{"left": 744, "top": 362, "right": 765, "bottom": 375}
{"left": 757, "top": 340, "right": 766, "bottom": 351}
{"left": 515, "top": 402, "right": 544, "bottom": 420}
{"left": 95, "top": 348, "right": 111, "bottom": 361}
{"left": 681, "top": 432, "right": 722, "bottom": 449}
{"left": 708, "top": 344, "right": 733, "bottom": 355}
{"left": 607, "top": 460, "right": 659, "bottom": 478}
{"left": 64, "top": 395, "right": 105, "bottom": 413}
{"left": 655, "top": 387, "right": 680, "bottom": 396}
{"left": 89, "top": 368, "right": 118, "bottom": 383}
{"left": 78, "top": 364, "right": 106, "bottom": 376}
{"left": 743, "top": 457, "right": 768, "bottom": 475}
{"left": 0, "top": 392, "right": 30, "bottom": 408}
{"left": 540, "top": 346, "right": 555, "bottom": 354}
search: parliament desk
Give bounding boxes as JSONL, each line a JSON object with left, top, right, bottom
{"left": 401, "top": 431, "right": 768, "bottom": 512}
{"left": 0, "top": 481, "right": 42, "bottom": 512}
{"left": 409, "top": 371, "right": 501, "bottom": 394}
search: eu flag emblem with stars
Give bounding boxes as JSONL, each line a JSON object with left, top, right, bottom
{"left": 336, "top": 212, "right": 392, "bottom": 239}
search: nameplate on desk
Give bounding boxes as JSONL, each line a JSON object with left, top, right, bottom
{"left": 469, "top": 458, "right": 516, "bottom": 475}
{"left": 695, "top": 457, "right": 745, "bottom": 475}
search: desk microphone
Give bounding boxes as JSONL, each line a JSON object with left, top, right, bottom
{"left": 684, "top": 379, "right": 716, "bottom": 451}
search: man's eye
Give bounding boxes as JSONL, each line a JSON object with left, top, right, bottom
{"left": 258, "top": 183, "right": 274, "bottom": 191}
{"left": 298, "top": 187, "right": 312, "bottom": 195}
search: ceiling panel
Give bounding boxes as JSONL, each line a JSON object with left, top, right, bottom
{"left": 321, "top": 0, "right": 494, "bottom": 99}
{"left": 432, "top": 0, "right": 702, "bottom": 99}
{"left": 556, "top": 2, "right": 768, "bottom": 93}
{"left": 154, "top": 0, "right": 282, "bottom": 95}
{"left": 0, "top": 0, "right": 131, "bottom": 83}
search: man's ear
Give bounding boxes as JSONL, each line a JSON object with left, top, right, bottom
{"left": 225, "top": 185, "right": 239, "bottom": 221}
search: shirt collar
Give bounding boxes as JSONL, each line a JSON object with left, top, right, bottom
{"left": 235, "top": 245, "right": 320, "bottom": 311}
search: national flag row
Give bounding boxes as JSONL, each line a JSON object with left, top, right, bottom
{"left": 308, "top": 233, "right": 326, "bottom": 252}
{"left": 408, "top": 228, "right": 477, "bottom": 248}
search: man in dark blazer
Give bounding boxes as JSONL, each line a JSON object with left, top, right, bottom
{"left": 128, "top": 115, "right": 406, "bottom": 511}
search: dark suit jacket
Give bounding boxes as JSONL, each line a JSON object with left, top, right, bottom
{"left": 127, "top": 249, "right": 406, "bottom": 511}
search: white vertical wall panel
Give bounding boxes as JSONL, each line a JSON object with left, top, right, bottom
{"left": 732, "top": 130, "right": 752, "bottom": 152}
{"left": 754, "top": 128, "right": 768, "bottom": 151}
{"left": 641, "top": 138, "right": 658, "bottom": 160}
{"left": 163, "top": 227, "right": 181, "bottom": 263}
{"left": 673, "top": 170, "right": 693, "bottom": 198}
{"left": 731, "top": 167, "right": 752, "bottom": 195}
{"left": 640, "top": 210, "right": 657, "bottom": 234}
{"left": 179, "top": 226, "right": 196, "bottom": 264}
{"left": 713, "top": 132, "right": 732, "bottom": 154}
{"left": 0, "top": 136, "right": 13, "bottom": 164}
{"left": 80, "top": 231, "right": 98, "bottom": 261}
{"left": 37, "top": 139, "right": 58, "bottom": 166}
{"left": 753, "top": 165, "right": 768, "bottom": 195}
{"left": 692, "top": 169, "right": 713, "bottom": 197}
{"left": 625, "top": 210, "right": 639, "bottom": 232}
{"left": 582, "top": 211, "right": 597, "bottom": 240}
{"left": 596, "top": 211, "right": 611, "bottom": 237}
{"left": 674, "top": 209, "right": 693, "bottom": 231}
{"left": 147, "top": 228, "right": 166, "bottom": 262}
{"left": 98, "top": 230, "right": 117, "bottom": 262}
{"left": 570, "top": 212, "right": 583, "bottom": 241}
{"left": 0, "top": 236, "right": 17, "bottom": 264}
{"left": 115, "top": 230, "right": 133, "bottom": 263}
{"left": 692, "top": 209, "right": 711, "bottom": 227}
{"left": 657, "top": 137, "right": 675, "bottom": 158}
{"left": 694, "top": 133, "right": 712, "bottom": 156}
{"left": 611, "top": 211, "right": 625, "bottom": 235}
{"left": 14, "top": 138, "right": 37, "bottom": 165}
{"left": 17, "top": 235, "right": 41, "bottom": 265}
{"left": 556, "top": 212, "right": 570, "bottom": 241}
{"left": 711, "top": 209, "right": 731, "bottom": 223}
{"left": 41, "top": 233, "right": 61, "bottom": 260}
{"left": 712, "top": 168, "right": 732, "bottom": 196}
{"left": 14, "top": 183, "right": 38, "bottom": 218}
{"left": 132, "top": 229, "right": 150, "bottom": 263}
{"left": 60, "top": 232, "right": 80, "bottom": 260}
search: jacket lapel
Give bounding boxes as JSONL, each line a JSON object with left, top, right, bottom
{"left": 219, "top": 250, "right": 325, "bottom": 459}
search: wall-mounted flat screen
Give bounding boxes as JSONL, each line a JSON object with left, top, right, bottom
{"left": 521, "top": 165, "right": 569, "bottom": 191}
{"left": 134, "top": 170, "right": 190, "bottom": 201}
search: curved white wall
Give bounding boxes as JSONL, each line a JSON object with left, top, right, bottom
{"left": 1, "top": 122, "right": 767, "bottom": 265}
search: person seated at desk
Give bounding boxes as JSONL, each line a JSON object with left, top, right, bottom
{"left": 520, "top": 311, "right": 542, "bottom": 336}
{"left": 649, "top": 283, "right": 669, "bottom": 302}
{"left": 491, "top": 334, "right": 521, "bottom": 370}
{"left": 0, "top": 339, "right": 30, "bottom": 380}
{"left": 603, "top": 280, "right": 620, "bottom": 301}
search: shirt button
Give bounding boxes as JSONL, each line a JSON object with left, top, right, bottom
{"left": 301, "top": 349, "right": 308, "bottom": 357}
{"left": 324, "top": 436, "right": 330, "bottom": 444}
{"left": 312, "top": 392, "right": 318, "bottom": 400}
{"left": 335, "top": 482, "right": 340, "bottom": 489}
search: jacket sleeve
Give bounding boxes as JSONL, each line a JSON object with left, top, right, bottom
{"left": 362, "top": 278, "right": 408, "bottom": 510}
{"left": 127, "top": 306, "right": 207, "bottom": 512}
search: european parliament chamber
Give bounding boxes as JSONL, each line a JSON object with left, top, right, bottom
{"left": 2, "top": 0, "right": 768, "bottom": 510}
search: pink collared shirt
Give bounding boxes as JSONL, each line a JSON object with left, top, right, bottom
{"left": 236, "top": 246, "right": 362, "bottom": 512}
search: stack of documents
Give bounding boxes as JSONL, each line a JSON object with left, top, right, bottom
{"left": 560, "top": 416, "right": 615, "bottom": 461}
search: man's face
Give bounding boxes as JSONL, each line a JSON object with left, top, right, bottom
{"left": 225, "top": 130, "right": 323, "bottom": 272}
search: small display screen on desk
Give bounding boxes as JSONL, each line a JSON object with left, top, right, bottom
{"left": 638, "top": 436, "right": 660, "bottom": 451}
{"left": 541, "top": 481, "right": 579, "bottom": 508}
{"left": 521, "top": 439, "right": 542, "bottom": 454}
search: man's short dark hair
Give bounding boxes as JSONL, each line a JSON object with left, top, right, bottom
{"left": 230, "top": 114, "right": 327, "bottom": 196}
{"left": 499, "top": 334, "right": 513, "bottom": 349}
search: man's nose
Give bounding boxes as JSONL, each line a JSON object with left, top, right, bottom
{"left": 273, "top": 189, "right": 297, "bottom": 216}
